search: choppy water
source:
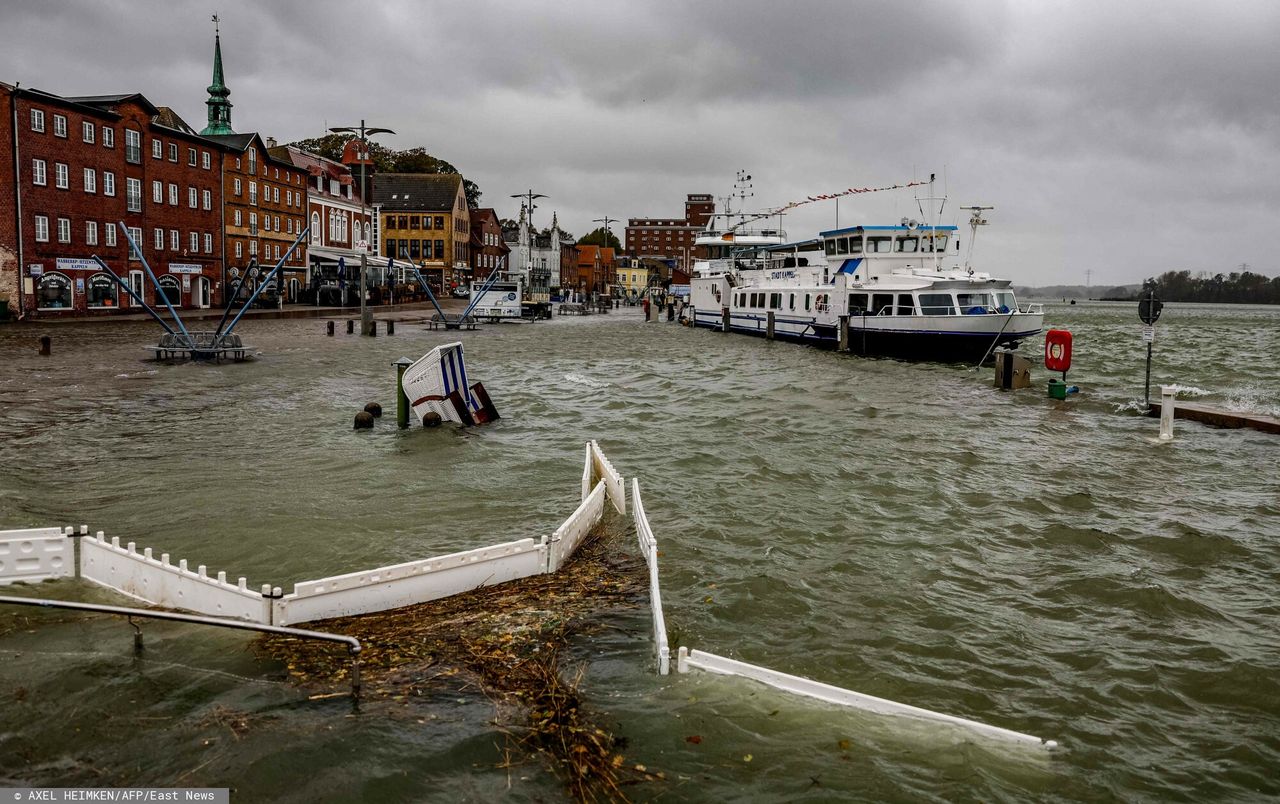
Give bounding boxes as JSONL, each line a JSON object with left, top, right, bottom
{"left": 0, "top": 301, "right": 1277, "bottom": 801}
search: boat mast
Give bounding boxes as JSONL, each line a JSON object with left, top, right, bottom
{"left": 960, "top": 205, "right": 993, "bottom": 276}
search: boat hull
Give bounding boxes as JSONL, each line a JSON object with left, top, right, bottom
{"left": 691, "top": 309, "right": 1042, "bottom": 362}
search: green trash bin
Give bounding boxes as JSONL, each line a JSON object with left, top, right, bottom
{"left": 1048, "top": 378, "right": 1067, "bottom": 400}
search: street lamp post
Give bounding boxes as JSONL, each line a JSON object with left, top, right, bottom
{"left": 329, "top": 120, "right": 394, "bottom": 336}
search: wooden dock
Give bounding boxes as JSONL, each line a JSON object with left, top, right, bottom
{"left": 1148, "top": 401, "right": 1280, "bottom": 435}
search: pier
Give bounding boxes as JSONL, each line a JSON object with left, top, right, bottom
{"left": 1148, "top": 400, "right": 1280, "bottom": 435}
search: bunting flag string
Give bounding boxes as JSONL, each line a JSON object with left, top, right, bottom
{"left": 731, "top": 178, "right": 930, "bottom": 232}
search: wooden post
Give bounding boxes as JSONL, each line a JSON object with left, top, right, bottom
{"left": 721, "top": 306, "right": 730, "bottom": 333}
{"left": 393, "top": 357, "right": 413, "bottom": 430}
{"left": 387, "top": 319, "right": 395, "bottom": 335}
{"left": 347, "top": 319, "right": 354, "bottom": 334}
{"left": 38, "top": 336, "right": 51, "bottom": 356}
{"left": 370, "top": 320, "right": 377, "bottom": 337}
{"left": 766, "top": 311, "right": 775, "bottom": 340}
{"left": 838, "top": 316, "right": 849, "bottom": 352}
{"left": 326, "top": 320, "right": 334, "bottom": 336}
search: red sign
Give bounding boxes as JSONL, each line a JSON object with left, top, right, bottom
{"left": 1044, "top": 329, "right": 1072, "bottom": 372}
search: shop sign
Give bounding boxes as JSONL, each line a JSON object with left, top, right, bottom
{"left": 169, "top": 263, "right": 203, "bottom": 274}
{"left": 28, "top": 264, "right": 43, "bottom": 276}
{"left": 56, "top": 257, "right": 99, "bottom": 272}
{"left": 182, "top": 275, "right": 191, "bottom": 292}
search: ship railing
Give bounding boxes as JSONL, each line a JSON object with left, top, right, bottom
{"left": 814, "top": 302, "right": 831, "bottom": 315}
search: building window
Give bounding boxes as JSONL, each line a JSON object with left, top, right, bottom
{"left": 311, "top": 212, "right": 320, "bottom": 242}
{"left": 249, "top": 212, "right": 257, "bottom": 235}
{"left": 154, "top": 228, "right": 164, "bottom": 250}
{"left": 105, "top": 224, "right": 117, "bottom": 247}
{"left": 234, "top": 209, "right": 242, "bottom": 227}
{"left": 190, "top": 232, "right": 199, "bottom": 251}
{"left": 188, "top": 147, "right": 197, "bottom": 166}
{"left": 102, "top": 126, "right": 114, "bottom": 148}
{"left": 235, "top": 241, "right": 242, "bottom": 259}
{"left": 54, "top": 163, "right": 69, "bottom": 189}
{"left": 247, "top": 150, "right": 256, "bottom": 174}
{"left": 30, "top": 109, "right": 45, "bottom": 132}
{"left": 152, "top": 180, "right": 163, "bottom": 203}
{"left": 272, "top": 186, "right": 279, "bottom": 203}
{"left": 31, "top": 158, "right": 46, "bottom": 185}
{"left": 82, "top": 121, "right": 95, "bottom": 143}
{"left": 86, "top": 221, "right": 98, "bottom": 245}
{"left": 168, "top": 183, "right": 178, "bottom": 206}
{"left": 234, "top": 178, "right": 242, "bottom": 196}
{"left": 37, "top": 273, "right": 73, "bottom": 310}
{"left": 83, "top": 168, "right": 96, "bottom": 194}
{"left": 56, "top": 217, "right": 70, "bottom": 243}
{"left": 127, "top": 227, "right": 142, "bottom": 256}
{"left": 103, "top": 172, "right": 116, "bottom": 196}
{"left": 87, "top": 272, "right": 119, "bottom": 308}
{"left": 125, "top": 130, "right": 141, "bottom": 163}
{"left": 53, "top": 114, "right": 67, "bottom": 137}
{"left": 249, "top": 182, "right": 257, "bottom": 205}
{"left": 170, "top": 229, "right": 179, "bottom": 251}
{"left": 157, "top": 275, "right": 181, "bottom": 306}
{"left": 168, "top": 142, "right": 178, "bottom": 162}
{"left": 34, "top": 215, "right": 49, "bottom": 242}
{"left": 188, "top": 187, "right": 197, "bottom": 208}
{"left": 202, "top": 151, "right": 210, "bottom": 170}
{"left": 202, "top": 189, "right": 211, "bottom": 210}
{"left": 249, "top": 240, "right": 258, "bottom": 256}
{"left": 435, "top": 239, "right": 444, "bottom": 257}
{"left": 152, "top": 139, "right": 163, "bottom": 159}
{"left": 434, "top": 216, "right": 444, "bottom": 229}
{"left": 203, "top": 233, "right": 212, "bottom": 253}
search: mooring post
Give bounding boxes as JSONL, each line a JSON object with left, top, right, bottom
{"left": 393, "top": 357, "right": 413, "bottom": 429}
{"left": 1159, "top": 385, "right": 1175, "bottom": 441}
{"left": 767, "top": 311, "right": 775, "bottom": 340}
{"left": 838, "top": 315, "right": 849, "bottom": 352}
{"left": 387, "top": 319, "right": 394, "bottom": 335}
{"left": 721, "top": 306, "right": 730, "bottom": 333}
{"left": 347, "top": 319, "right": 354, "bottom": 334}
{"left": 327, "top": 321, "right": 334, "bottom": 337}
{"left": 370, "top": 320, "right": 377, "bottom": 337}
{"left": 38, "top": 335, "right": 51, "bottom": 356}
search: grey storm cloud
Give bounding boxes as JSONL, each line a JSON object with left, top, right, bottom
{"left": 1, "top": 0, "right": 1277, "bottom": 285}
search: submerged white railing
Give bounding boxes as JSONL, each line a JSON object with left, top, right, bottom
{"left": 1, "top": 442, "right": 624, "bottom": 627}
{"left": 629, "top": 479, "right": 1057, "bottom": 752}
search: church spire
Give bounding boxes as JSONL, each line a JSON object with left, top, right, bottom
{"left": 201, "top": 15, "right": 235, "bottom": 136}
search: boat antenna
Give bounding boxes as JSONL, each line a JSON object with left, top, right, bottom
{"left": 733, "top": 170, "right": 753, "bottom": 226}
{"left": 960, "top": 205, "right": 993, "bottom": 276}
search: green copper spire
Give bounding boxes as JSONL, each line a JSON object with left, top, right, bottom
{"left": 201, "top": 14, "right": 235, "bottom": 135}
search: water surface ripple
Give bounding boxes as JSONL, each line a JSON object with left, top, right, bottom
{"left": 0, "top": 301, "right": 1276, "bottom": 801}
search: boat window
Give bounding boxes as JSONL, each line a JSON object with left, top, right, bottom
{"left": 866, "top": 236, "right": 892, "bottom": 253}
{"left": 995, "top": 291, "right": 1016, "bottom": 313}
{"left": 824, "top": 240, "right": 836, "bottom": 256}
{"left": 897, "top": 294, "right": 916, "bottom": 315}
{"left": 935, "top": 235, "right": 949, "bottom": 252}
{"left": 896, "top": 236, "right": 918, "bottom": 253}
{"left": 957, "top": 292, "right": 994, "bottom": 314}
{"left": 836, "top": 238, "right": 848, "bottom": 255}
{"left": 919, "top": 293, "right": 955, "bottom": 315}
{"left": 789, "top": 293, "right": 795, "bottom": 311}
{"left": 848, "top": 236, "right": 862, "bottom": 254}
{"left": 848, "top": 293, "right": 868, "bottom": 315}
{"left": 804, "top": 293, "right": 811, "bottom": 311}
{"left": 872, "top": 293, "right": 894, "bottom": 315}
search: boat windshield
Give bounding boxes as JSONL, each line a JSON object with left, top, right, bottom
{"left": 995, "top": 291, "right": 1016, "bottom": 313}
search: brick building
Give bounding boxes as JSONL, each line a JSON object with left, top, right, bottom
{"left": 0, "top": 85, "right": 226, "bottom": 318}
{"left": 574, "top": 244, "right": 616, "bottom": 296}
{"left": 375, "top": 173, "right": 470, "bottom": 293}
{"left": 625, "top": 193, "right": 715, "bottom": 275}
{"left": 468, "top": 207, "right": 508, "bottom": 283}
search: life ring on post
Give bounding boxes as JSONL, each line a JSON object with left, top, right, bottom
{"left": 1044, "top": 329, "right": 1072, "bottom": 373}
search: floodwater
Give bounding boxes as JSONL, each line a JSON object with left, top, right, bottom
{"left": 0, "top": 301, "right": 1277, "bottom": 802}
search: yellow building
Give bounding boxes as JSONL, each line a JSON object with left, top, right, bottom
{"left": 374, "top": 173, "right": 471, "bottom": 291}
{"left": 616, "top": 258, "right": 650, "bottom": 298}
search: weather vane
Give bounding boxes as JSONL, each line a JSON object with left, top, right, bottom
{"left": 212, "top": 13, "right": 220, "bottom": 35}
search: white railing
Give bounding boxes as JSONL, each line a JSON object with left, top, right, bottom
{"left": 631, "top": 479, "right": 670, "bottom": 675}
{"left": 0, "top": 526, "right": 76, "bottom": 586}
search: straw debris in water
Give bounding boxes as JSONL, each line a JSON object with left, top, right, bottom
{"left": 257, "top": 521, "right": 653, "bottom": 802}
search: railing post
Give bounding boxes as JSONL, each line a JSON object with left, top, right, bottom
{"left": 1159, "top": 385, "right": 1175, "bottom": 441}
{"left": 393, "top": 357, "right": 413, "bottom": 429}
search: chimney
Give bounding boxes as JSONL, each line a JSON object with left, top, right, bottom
{"left": 265, "top": 136, "right": 277, "bottom": 148}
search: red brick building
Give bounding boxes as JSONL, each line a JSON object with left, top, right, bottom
{"left": 0, "top": 85, "right": 226, "bottom": 318}
{"left": 625, "top": 193, "right": 715, "bottom": 275}
{"left": 204, "top": 133, "right": 308, "bottom": 302}
{"left": 468, "top": 207, "right": 508, "bottom": 282}
{"left": 574, "top": 245, "right": 616, "bottom": 296}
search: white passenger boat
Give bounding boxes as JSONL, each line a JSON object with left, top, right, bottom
{"left": 689, "top": 204, "right": 1044, "bottom": 362}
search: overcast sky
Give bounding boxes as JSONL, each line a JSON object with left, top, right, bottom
{"left": 4, "top": 0, "right": 1278, "bottom": 285}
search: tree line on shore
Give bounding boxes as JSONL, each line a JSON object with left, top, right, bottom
{"left": 1129, "top": 270, "right": 1280, "bottom": 304}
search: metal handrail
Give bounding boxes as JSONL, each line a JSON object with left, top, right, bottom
{"left": 0, "top": 594, "right": 361, "bottom": 699}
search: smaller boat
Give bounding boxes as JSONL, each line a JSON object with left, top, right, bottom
{"left": 401, "top": 342, "right": 499, "bottom": 426}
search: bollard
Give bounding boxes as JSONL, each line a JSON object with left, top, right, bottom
{"left": 347, "top": 319, "right": 354, "bottom": 334}
{"left": 1159, "top": 385, "right": 1175, "bottom": 441}
{"left": 721, "top": 306, "right": 730, "bottom": 333}
{"left": 766, "top": 311, "right": 775, "bottom": 340}
{"left": 353, "top": 411, "right": 375, "bottom": 430}
{"left": 839, "top": 316, "right": 849, "bottom": 352}
{"left": 421, "top": 412, "right": 442, "bottom": 428}
{"left": 370, "top": 320, "right": 377, "bottom": 337}
{"left": 387, "top": 320, "right": 395, "bottom": 335}
{"left": 39, "top": 335, "right": 51, "bottom": 356}
{"left": 393, "top": 357, "right": 413, "bottom": 429}
{"left": 327, "top": 320, "right": 335, "bottom": 336}
{"left": 364, "top": 402, "right": 383, "bottom": 418}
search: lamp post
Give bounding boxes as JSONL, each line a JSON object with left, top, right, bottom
{"left": 329, "top": 120, "right": 394, "bottom": 336}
